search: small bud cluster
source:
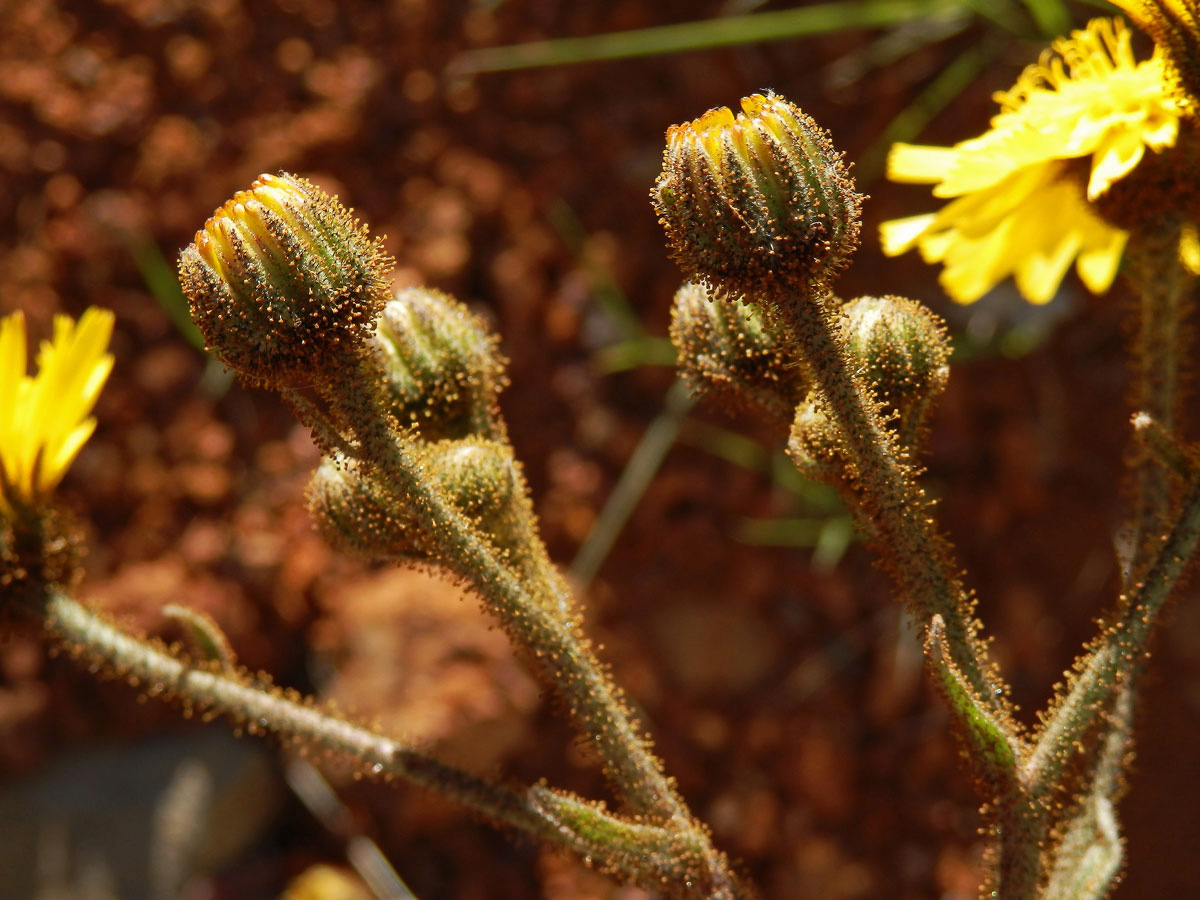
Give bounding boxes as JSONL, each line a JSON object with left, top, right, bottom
{"left": 669, "top": 281, "right": 807, "bottom": 425}
{"left": 179, "top": 175, "right": 529, "bottom": 569}
{"left": 309, "top": 438, "right": 517, "bottom": 561}
{"left": 789, "top": 295, "right": 949, "bottom": 484}
{"left": 306, "top": 287, "right": 524, "bottom": 564}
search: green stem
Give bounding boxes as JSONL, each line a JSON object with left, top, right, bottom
{"left": 1124, "top": 232, "right": 1190, "bottom": 581}
{"left": 1027, "top": 460, "right": 1200, "bottom": 801}
{"left": 29, "top": 586, "right": 564, "bottom": 844}
{"left": 1018, "top": 236, "right": 1193, "bottom": 900}
{"left": 1028, "top": 467, "right": 1200, "bottom": 793}
{"left": 327, "top": 361, "right": 750, "bottom": 899}
{"left": 779, "top": 291, "right": 1046, "bottom": 896}
{"left": 784, "top": 292, "right": 1007, "bottom": 713}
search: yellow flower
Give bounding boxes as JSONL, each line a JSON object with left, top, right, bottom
{"left": 1110, "top": 1, "right": 1200, "bottom": 105}
{"left": 880, "top": 17, "right": 1182, "bottom": 304}
{"left": 0, "top": 308, "right": 114, "bottom": 515}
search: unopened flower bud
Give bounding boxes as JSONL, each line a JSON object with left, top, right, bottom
{"left": 669, "top": 281, "right": 806, "bottom": 424}
{"left": 178, "top": 173, "right": 392, "bottom": 389}
{"left": 787, "top": 393, "right": 845, "bottom": 487}
{"left": 309, "top": 439, "right": 517, "bottom": 560}
{"left": 370, "top": 288, "right": 505, "bottom": 440}
{"left": 308, "top": 456, "right": 408, "bottom": 559}
{"left": 788, "top": 296, "right": 949, "bottom": 482}
{"left": 652, "top": 92, "right": 862, "bottom": 302}
{"left": 841, "top": 295, "right": 949, "bottom": 437}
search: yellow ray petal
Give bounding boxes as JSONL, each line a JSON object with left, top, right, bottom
{"left": 886, "top": 144, "right": 959, "bottom": 184}
{"left": 1076, "top": 227, "right": 1129, "bottom": 292}
{"left": 1088, "top": 130, "right": 1146, "bottom": 199}
{"left": 879, "top": 214, "right": 937, "bottom": 256}
{"left": 0, "top": 307, "right": 114, "bottom": 511}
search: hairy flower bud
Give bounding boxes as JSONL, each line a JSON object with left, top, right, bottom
{"left": 788, "top": 296, "right": 949, "bottom": 483}
{"left": 787, "top": 393, "right": 844, "bottom": 487}
{"left": 841, "top": 295, "right": 949, "bottom": 437}
{"left": 370, "top": 288, "right": 506, "bottom": 441}
{"left": 309, "top": 439, "right": 517, "bottom": 560}
{"left": 669, "top": 281, "right": 806, "bottom": 424}
{"left": 178, "top": 173, "right": 392, "bottom": 389}
{"left": 652, "top": 92, "right": 862, "bottom": 302}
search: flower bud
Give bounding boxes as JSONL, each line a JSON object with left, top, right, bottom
{"left": 308, "top": 439, "right": 517, "bottom": 560}
{"left": 840, "top": 295, "right": 949, "bottom": 437}
{"left": 788, "top": 296, "right": 949, "bottom": 483}
{"left": 178, "top": 173, "right": 392, "bottom": 389}
{"left": 787, "top": 393, "right": 845, "bottom": 487}
{"left": 308, "top": 456, "right": 407, "bottom": 559}
{"left": 652, "top": 92, "right": 862, "bottom": 302}
{"left": 669, "top": 281, "right": 806, "bottom": 424}
{"left": 370, "top": 288, "right": 505, "bottom": 440}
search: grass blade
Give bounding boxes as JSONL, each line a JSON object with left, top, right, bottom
{"left": 450, "top": 0, "right": 961, "bottom": 74}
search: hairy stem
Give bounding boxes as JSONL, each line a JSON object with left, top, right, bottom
{"left": 30, "top": 586, "right": 563, "bottom": 842}
{"left": 782, "top": 291, "right": 1008, "bottom": 715}
{"left": 1124, "top": 232, "right": 1190, "bottom": 573}
{"left": 1028, "top": 464, "right": 1200, "bottom": 794}
{"left": 323, "top": 360, "right": 750, "bottom": 899}
{"left": 779, "top": 291, "right": 1049, "bottom": 898}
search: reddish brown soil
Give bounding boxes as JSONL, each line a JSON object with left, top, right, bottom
{"left": 2, "top": 2, "right": 1198, "bottom": 898}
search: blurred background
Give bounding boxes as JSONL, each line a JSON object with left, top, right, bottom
{"left": 2, "top": 0, "right": 1199, "bottom": 897}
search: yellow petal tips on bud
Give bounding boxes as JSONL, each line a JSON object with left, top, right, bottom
{"left": 652, "top": 92, "right": 862, "bottom": 303}
{"left": 178, "top": 173, "right": 393, "bottom": 389}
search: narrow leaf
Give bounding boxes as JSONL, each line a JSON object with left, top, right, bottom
{"left": 449, "top": 0, "right": 961, "bottom": 74}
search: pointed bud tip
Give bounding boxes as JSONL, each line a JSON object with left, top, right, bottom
{"left": 653, "top": 92, "right": 862, "bottom": 302}
{"left": 370, "top": 287, "right": 506, "bottom": 441}
{"left": 842, "top": 294, "right": 950, "bottom": 432}
{"left": 179, "top": 172, "right": 393, "bottom": 389}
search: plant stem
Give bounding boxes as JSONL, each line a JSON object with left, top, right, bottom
{"left": 29, "top": 586, "right": 564, "bottom": 843}
{"left": 783, "top": 291, "right": 1007, "bottom": 713}
{"left": 325, "top": 365, "right": 751, "bottom": 899}
{"left": 1028, "top": 465, "right": 1200, "bottom": 794}
{"left": 1016, "top": 234, "right": 1194, "bottom": 899}
{"left": 1124, "top": 231, "right": 1190, "bottom": 575}
{"left": 778, "top": 291, "right": 1051, "bottom": 896}
{"left": 17, "top": 576, "right": 752, "bottom": 898}
{"left": 347, "top": 405, "right": 685, "bottom": 819}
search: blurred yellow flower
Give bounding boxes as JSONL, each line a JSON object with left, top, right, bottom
{"left": 880, "top": 17, "right": 1182, "bottom": 304}
{"left": 0, "top": 308, "right": 114, "bottom": 515}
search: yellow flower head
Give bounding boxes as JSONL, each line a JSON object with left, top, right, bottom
{"left": 0, "top": 308, "right": 114, "bottom": 515}
{"left": 1111, "top": 1, "right": 1200, "bottom": 105}
{"left": 880, "top": 17, "right": 1182, "bottom": 304}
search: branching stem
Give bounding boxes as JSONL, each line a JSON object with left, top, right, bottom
{"left": 31, "top": 586, "right": 563, "bottom": 842}
{"left": 324, "top": 359, "right": 750, "bottom": 899}
{"left": 782, "top": 291, "right": 1008, "bottom": 715}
